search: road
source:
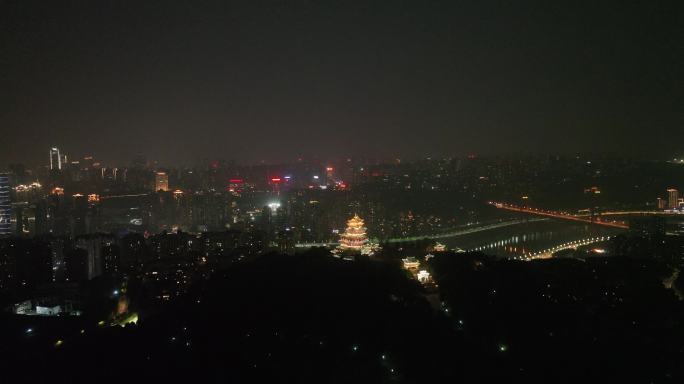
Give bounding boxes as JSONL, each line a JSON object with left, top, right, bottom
{"left": 490, "top": 202, "right": 629, "bottom": 229}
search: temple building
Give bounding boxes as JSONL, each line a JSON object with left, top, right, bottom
{"left": 402, "top": 257, "right": 420, "bottom": 271}
{"left": 338, "top": 214, "right": 368, "bottom": 251}
{"left": 333, "top": 214, "right": 381, "bottom": 258}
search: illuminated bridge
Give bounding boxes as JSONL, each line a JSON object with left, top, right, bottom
{"left": 511, "top": 236, "right": 613, "bottom": 261}
{"left": 576, "top": 210, "right": 684, "bottom": 217}
{"left": 490, "top": 202, "right": 629, "bottom": 229}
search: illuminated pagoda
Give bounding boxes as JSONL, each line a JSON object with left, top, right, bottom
{"left": 338, "top": 214, "right": 368, "bottom": 251}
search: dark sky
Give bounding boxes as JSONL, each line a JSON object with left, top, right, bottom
{"left": 1, "top": 0, "right": 683, "bottom": 165}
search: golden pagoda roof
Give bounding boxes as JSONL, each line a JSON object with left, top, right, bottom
{"left": 346, "top": 214, "right": 365, "bottom": 227}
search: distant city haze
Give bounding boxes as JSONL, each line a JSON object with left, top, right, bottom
{"left": 2, "top": 1, "right": 683, "bottom": 165}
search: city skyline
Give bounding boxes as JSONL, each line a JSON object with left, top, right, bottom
{"left": 2, "top": 2, "right": 684, "bottom": 382}
{"left": 5, "top": 144, "right": 684, "bottom": 170}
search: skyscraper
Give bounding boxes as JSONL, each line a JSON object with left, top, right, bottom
{"left": 657, "top": 197, "right": 666, "bottom": 210}
{"left": 325, "top": 166, "right": 334, "bottom": 186}
{"left": 155, "top": 172, "right": 169, "bottom": 192}
{"left": 667, "top": 188, "right": 679, "bottom": 209}
{"left": 0, "top": 173, "right": 11, "bottom": 236}
{"left": 49, "top": 147, "right": 62, "bottom": 170}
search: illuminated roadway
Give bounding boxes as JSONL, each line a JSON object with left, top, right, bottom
{"left": 576, "top": 210, "right": 684, "bottom": 217}
{"left": 489, "top": 202, "right": 629, "bottom": 229}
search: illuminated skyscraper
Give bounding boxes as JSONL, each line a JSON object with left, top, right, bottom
{"left": 49, "top": 147, "right": 62, "bottom": 170}
{"left": 657, "top": 197, "right": 666, "bottom": 210}
{"left": 667, "top": 188, "right": 679, "bottom": 209}
{"left": 0, "top": 173, "right": 11, "bottom": 236}
{"left": 155, "top": 172, "right": 169, "bottom": 192}
{"left": 325, "top": 166, "right": 334, "bottom": 185}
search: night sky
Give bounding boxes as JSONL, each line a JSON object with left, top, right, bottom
{"left": 2, "top": 1, "right": 683, "bottom": 165}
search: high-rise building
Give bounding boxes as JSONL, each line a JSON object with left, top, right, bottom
{"left": 49, "top": 147, "right": 62, "bottom": 170}
{"left": 667, "top": 188, "right": 679, "bottom": 209}
{"left": 75, "top": 234, "right": 116, "bottom": 280}
{"left": 155, "top": 172, "right": 169, "bottom": 192}
{"left": 0, "top": 173, "right": 11, "bottom": 236}
{"left": 325, "top": 166, "right": 334, "bottom": 185}
{"left": 657, "top": 197, "right": 666, "bottom": 210}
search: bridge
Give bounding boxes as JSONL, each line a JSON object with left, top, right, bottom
{"left": 490, "top": 202, "right": 629, "bottom": 229}
{"left": 512, "top": 236, "right": 613, "bottom": 261}
{"left": 576, "top": 210, "right": 684, "bottom": 217}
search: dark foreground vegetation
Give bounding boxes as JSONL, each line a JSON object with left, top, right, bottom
{"left": 2, "top": 242, "right": 683, "bottom": 383}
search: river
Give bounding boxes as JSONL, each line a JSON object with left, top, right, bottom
{"left": 441, "top": 219, "right": 625, "bottom": 258}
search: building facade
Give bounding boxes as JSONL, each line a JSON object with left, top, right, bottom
{"left": 155, "top": 172, "right": 169, "bottom": 192}
{"left": 0, "top": 173, "right": 11, "bottom": 236}
{"left": 667, "top": 188, "right": 679, "bottom": 209}
{"left": 49, "top": 147, "right": 62, "bottom": 170}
